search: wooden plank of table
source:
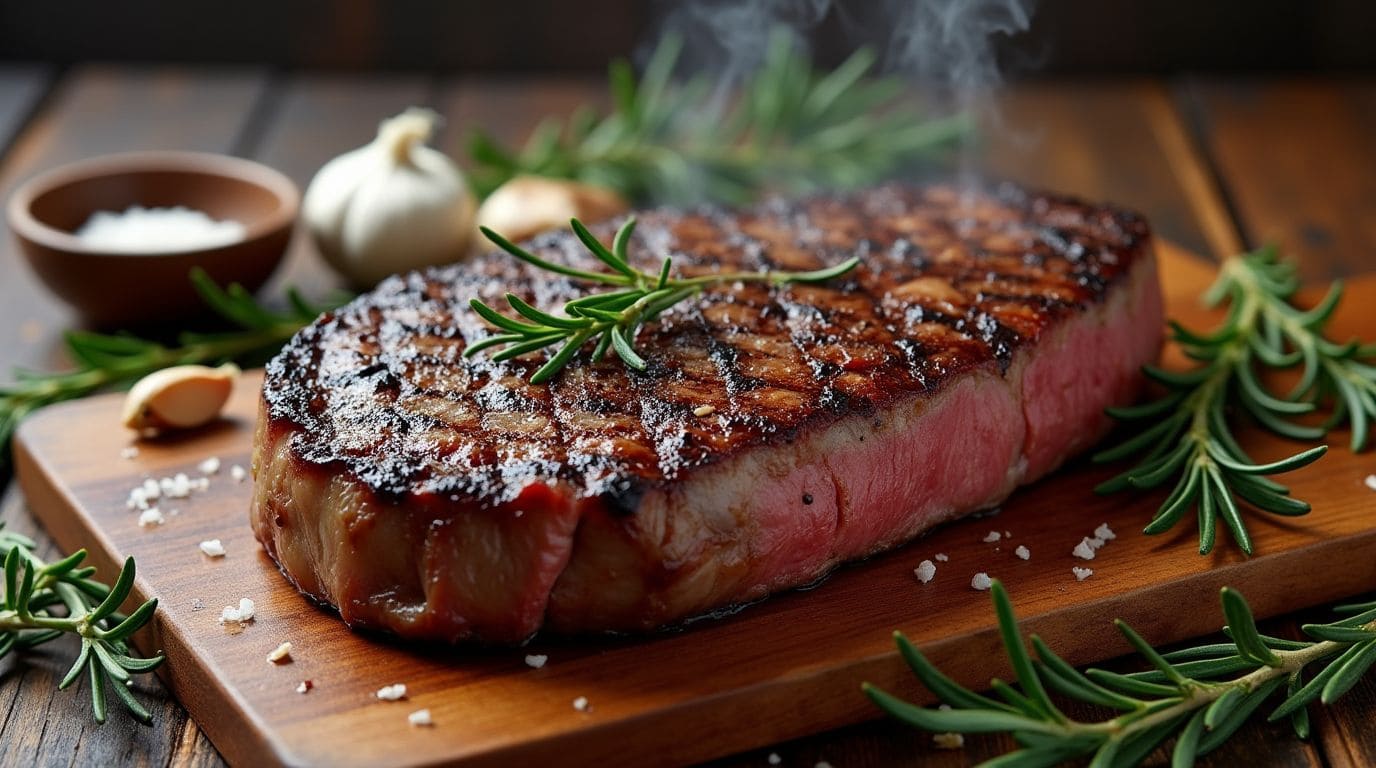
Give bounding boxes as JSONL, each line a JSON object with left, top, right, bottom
{"left": 1179, "top": 79, "right": 1376, "bottom": 281}
{"left": 0, "top": 66, "right": 268, "bottom": 373}
{"left": 980, "top": 80, "right": 1243, "bottom": 260}
{"left": 0, "top": 66, "right": 49, "bottom": 158}
{"left": 245, "top": 73, "right": 435, "bottom": 299}
{"left": 1182, "top": 77, "right": 1376, "bottom": 768}
{"left": 431, "top": 74, "right": 607, "bottom": 166}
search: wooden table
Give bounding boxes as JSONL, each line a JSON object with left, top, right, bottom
{"left": 0, "top": 67, "right": 1373, "bottom": 767}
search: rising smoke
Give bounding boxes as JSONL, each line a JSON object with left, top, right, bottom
{"left": 648, "top": 0, "right": 1038, "bottom": 185}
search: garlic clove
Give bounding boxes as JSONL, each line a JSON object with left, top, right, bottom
{"left": 474, "top": 176, "right": 628, "bottom": 247}
{"left": 122, "top": 363, "right": 239, "bottom": 432}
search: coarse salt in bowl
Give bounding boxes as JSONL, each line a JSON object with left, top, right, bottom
{"left": 7, "top": 151, "right": 298, "bottom": 327}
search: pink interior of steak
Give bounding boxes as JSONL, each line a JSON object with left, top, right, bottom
{"left": 252, "top": 183, "right": 1164, "bottom": 643}
{"left": 543, "top": 253, "right": 1161, "bottom": 634}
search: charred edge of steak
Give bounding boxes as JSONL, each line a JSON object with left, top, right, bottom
{"left": 261, "top": 182, "right": 1151, "bottom": 508}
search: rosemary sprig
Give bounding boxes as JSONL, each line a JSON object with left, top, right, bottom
{"left": 1095, "top": 245, "right": 1376, "bottom": 555}
{"left": 0, "top": 521, "right": 163, "bottom": 724}
{"left": 465, "top": 218, "right": 859, "bottom": 383}
{"left": 0, "top": 269, "right": 347, "bottom": 478}
{"left": 865, "top": 580, "right": 1376, "bottom": 767}
{"left": 467, "top": 30, "right": 971, "bottom": 205}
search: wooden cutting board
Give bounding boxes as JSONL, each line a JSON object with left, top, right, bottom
{"left": 13, "top": 243, "right": 1376, "bottom": 768}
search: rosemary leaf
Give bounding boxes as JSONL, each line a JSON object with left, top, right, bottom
{"left": 466, "top": 30, "right": 970, "bottom": 205}
{"left": 867, "top": 580, "right": 1376, "bottom": 767}
{"left": 0, "top": 523, "right": 163, "bottom": 723}
{"left": 465, "top": 217, "right": 859, "bottom": 382}
{"left": 1096, "top": 245, "right": 1376, "bottom": 555}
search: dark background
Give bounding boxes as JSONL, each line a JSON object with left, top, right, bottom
{"left": 2, "top": 0, "right": 1375, "bottom": 74}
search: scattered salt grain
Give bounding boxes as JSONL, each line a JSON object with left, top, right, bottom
{"left": 75, "top": 205, "right": 246, "bottom": 253}
{"left": 934, "top": 553, "right": 949, "bottom": 562}
{"left": 162, "top": 473, "right": 191, "bottom": 498}
{"left": 138, "top": 508, "right": 165, "bottom": 527}
{"left": 1073, "top": 567, "right": 1093, "bottom": 581}
{"left": 933, "top": 732, "right": 965, "bottom": 749}
{"left": 982, "top": 530, "right": 1002, "bottom": 543}
{"left": 219, "top": 597, "right": 256, "bottom": 624}
{"left": 199, "top": 539, "right": 226, "bottom": 558}
{"left": 231, "top": 464, "right": 248, "bottom": 482}
{"left": 376, "top": 684, "right": 408, "bottom": 701}
{"left": 572, "top": 696, "right": 591, "bottom": 712}
{"left": 1365, "top": 474, "right": 1376, "bottom": 492}
{"left": 198, "top": 456, "right": 221, "bottom": 475}
{"left": 768, "top": 754, "right": 782, "bottom": 766}
{"left": 1014, "top": 545, "right": 1030, "bottom": 560}
{"left": 296, "top": 680, "right": 313, "bottom": 694}
{"left": 914, "top": 559, "right": 936, "bottom": 584}
{"left": 125, "top": 479, "right": 160, "bottom": 511}
{"left": 1004, "top": 530, "right": 1012, "bottom": 538}
{"left": 693, "top": 404, "right": 716, "bottom": 417}
{"left": 267, "top": 642, "right": 293, "bottom": 664}
{"left": 1094, "top": 523, "right": 1116, "bottom": 541}
{"left": 971, "top": 572, "right": 992, "bottom": 591}
{"left": 524, "top": 654, "right": 548, "bottom": 669}
{"left": 1086, "top": 536, "right": 1106, "bottom": 550}
{"left": 1072, "top": 539, "right": 1097, "bottom": 560}
{"left": 120, "top": 446, "right": 139, "bottom": 460}
{"left": 408, "top": 709, "right": 434, "bottom": 727}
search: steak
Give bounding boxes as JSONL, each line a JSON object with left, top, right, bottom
{"left": 250, "top": 183, "right": 1163, "bottom": 644}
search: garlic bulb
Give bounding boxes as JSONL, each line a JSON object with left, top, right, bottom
{"left": 303, "top": 107, "right": 476, "bottom": 287}
{"left": 474, "top": 176, "right": 628, "bottom": 247}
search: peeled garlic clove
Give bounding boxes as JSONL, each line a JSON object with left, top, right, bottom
{"left": 474, "top": 176, "right": 628, "bottom": 247}
{"left": 122, "top": 363, "right": 239, "bottom": 432}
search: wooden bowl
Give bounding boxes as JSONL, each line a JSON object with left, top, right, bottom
{"left": 6, "top": 151, "right": 298, "bottom": 328}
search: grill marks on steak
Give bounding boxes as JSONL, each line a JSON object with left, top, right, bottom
{"left": 263, "top": 183, "right": 1146, "bottom": 505}
{"left": 254, "top": 182, "right": 1162, "bottom": 643}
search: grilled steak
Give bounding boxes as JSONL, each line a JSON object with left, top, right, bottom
{"left": 251, "top": 183, "right": 1163, "bottom": 644}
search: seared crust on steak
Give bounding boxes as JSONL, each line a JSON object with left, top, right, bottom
{"left": 252, "top": 183, "right": 1163, "bottom": 643}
